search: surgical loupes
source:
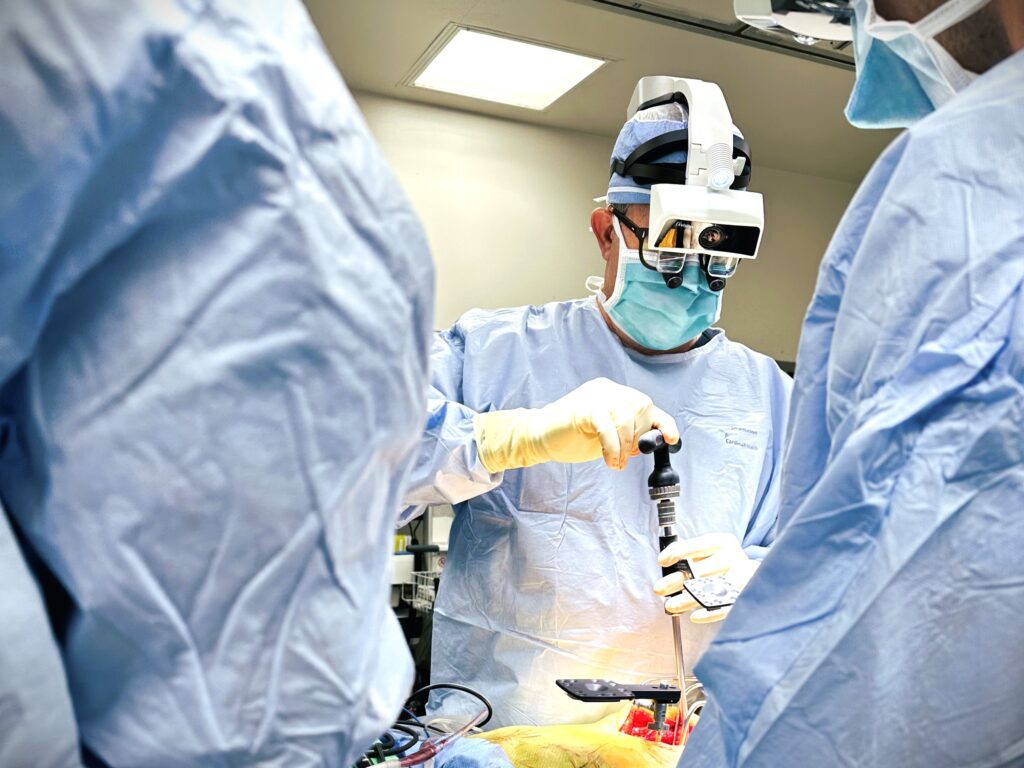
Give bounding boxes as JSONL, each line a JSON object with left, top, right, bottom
{"left": 638, "top": 428, "right": 690, "bottom": 728}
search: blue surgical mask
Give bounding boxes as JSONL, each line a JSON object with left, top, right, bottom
{"left": 845, "top": 0, "right": 990, "bottom": 129}
{"left": 595, "top": 219, "right": 721, "bottom": 351}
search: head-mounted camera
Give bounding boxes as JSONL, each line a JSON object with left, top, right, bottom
{"left": 617, "top": 76, "right": 765, "bottom": 291}
{"left": 648, "top": 184, "right": 763, "bottom": 291}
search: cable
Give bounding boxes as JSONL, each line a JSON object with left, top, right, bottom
{"left": 401, "top": 707, "right": 427, "bottom": 729}
{"left": 396, "top": 707, "right": 445, "bottom": 736}
{"left": 356, "top": 733, "right": 394, "bottom": 767}
{"left": 357, "top": 722, "right": 421, "bottom": 766}
{"left": 405, "top": 683, "right": 493, "bottom": 728}
{"left": 380, "top": 724, "right": 419, "bottom": 757}
{"left": 408, "top": 515, "right": 424, "bottom": 546}
{"left": 357, "top": 682, "right": 492, "bottom": 767}
{"left": 398, "top": 706, "right": 489, "bottom": 766}
{"left": 396, "top": 719, "right": 446, "bottom": 735}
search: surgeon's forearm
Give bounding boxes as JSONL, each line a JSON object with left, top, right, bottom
{"left": 401, "top": 403, "right": 503, "bottom": 507}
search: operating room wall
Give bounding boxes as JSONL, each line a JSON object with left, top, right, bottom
{"left": 354, "top": 91, "right": 858, "bottom": 362}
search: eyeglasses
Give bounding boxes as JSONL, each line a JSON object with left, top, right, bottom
{"left": 611, "top": 207, "right": 664, "bottom": 273}
{"left": 613, "top": 206, "right": 702, "bottom": 279}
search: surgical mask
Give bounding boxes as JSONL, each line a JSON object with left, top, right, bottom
{"left": 590, "top": 219, "right": 721, "bottom": 351}
{"left": 845, "top": 0, "right": 991, "bottom": 129}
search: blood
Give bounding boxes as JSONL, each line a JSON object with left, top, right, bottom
{"left": 618, "top": 705, "right": 688, "bottom": 746}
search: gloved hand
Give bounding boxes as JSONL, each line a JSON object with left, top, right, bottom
{"left": 473, "top": 377, "right": 679, "bottom": 473}
{"left": 653, "top": 533, "right": 758, "bottom": 624}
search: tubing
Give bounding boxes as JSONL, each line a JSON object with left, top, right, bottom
{"left": 398, "top": 707, "right": 489, "bottom": 766}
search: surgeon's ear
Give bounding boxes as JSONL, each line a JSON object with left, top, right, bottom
{"left": 591, "top": 208, "right": 616, "bottom": 263}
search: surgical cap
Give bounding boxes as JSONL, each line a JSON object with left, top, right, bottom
{"left": 607, "top": 102, "right": 745, "bottom": 204}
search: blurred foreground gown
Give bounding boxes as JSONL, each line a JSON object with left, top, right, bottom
{"left": 0, "top": 1, "right": 434, "bottom": 764}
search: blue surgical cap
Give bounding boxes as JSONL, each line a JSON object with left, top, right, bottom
{"left": 606, "top": 102, "right": 746, "bottom": 204}
{"left": 607, "top": 117, "right": 689, "bottom": 205}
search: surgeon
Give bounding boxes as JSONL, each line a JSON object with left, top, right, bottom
{"left": 0, "top": 1, "right": 433, "bottom": 766}
{"left": 402, "top": 93, "right": 793, "bottom": 729}
{"left": 670, "top": 1, "right": 1024, "bottom": 766}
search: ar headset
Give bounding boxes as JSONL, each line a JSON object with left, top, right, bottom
{"left": 610, "top": 76, "right": 765, "bottom": 292}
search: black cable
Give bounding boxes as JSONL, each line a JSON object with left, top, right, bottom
{"left": 408, "top": 515, "right": 423, "bottom": 545}
{"left": 357, "top": 722, "right": 420, "bottom": 765}
{"left": 358, "top": 682, "right": 493, "bottom": 766}
{"left": 379, "top": 723, "right": 419, "bottom": 757}
{"left": 396, "top": 719, "right": 446, "bottom": 735}
{"left": 404, "top": 683, "right": 493, "bottom": 728}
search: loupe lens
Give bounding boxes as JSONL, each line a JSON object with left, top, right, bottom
{"left": 706, "top": 255, "right": 738, "bottom": 278}
{"left": 656, "top": 253, "right": 685, "bottom": 274}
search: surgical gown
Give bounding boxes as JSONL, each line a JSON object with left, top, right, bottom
{"left": 0, "top": 2, "right": 434, "bottom": 766}
{"left": 684, "top": 50, "right": 1024, "bottom": 768}
{"left": 402, "top": 299, "right": 792, "bottom": 728}
{"left": 0, "top": 505, "right": 80, "bottom": 767}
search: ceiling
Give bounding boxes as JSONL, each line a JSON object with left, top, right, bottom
{"left": 305, "top": 0, "right": 897, "bottom": 183}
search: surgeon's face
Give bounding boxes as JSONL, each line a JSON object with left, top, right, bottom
{"left": 590, "top": 203, "right": 649, "bottom": 297}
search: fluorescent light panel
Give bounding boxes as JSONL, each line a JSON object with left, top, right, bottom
{"left": 413, "top": 29, "right": 604, "bottom": 110}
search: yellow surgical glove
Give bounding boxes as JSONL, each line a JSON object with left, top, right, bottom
{"left": 653, "top": 532, "right": 759, "bottom": 624}
{"left": 473, "top": 377, "right": 679, "bottom": 473}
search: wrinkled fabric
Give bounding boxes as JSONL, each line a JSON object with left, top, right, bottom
{"left": 684, "top": 50, "right": 1024, "bottom": 768}
{"left": 0, "top": 2, "right": 433, "bottom": 766}
{"left": 439, "top": 710, "right": 681, "bottom": 768}
{"left": 439, "top": 736, "right": 515, "bottom": 768}
{"left": 0, "top": 504, "right": 81, "bottom": 768}
{"left": 402, "top": 299, "right": 791, "bottom": 728}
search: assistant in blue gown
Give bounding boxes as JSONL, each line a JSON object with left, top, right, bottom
{"left": 684, "top": 49, "right": 1024, "bottom": 768}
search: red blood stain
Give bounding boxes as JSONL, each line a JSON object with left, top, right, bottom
{"left": 618, "top": 705, "right": 688, "bottom": 746}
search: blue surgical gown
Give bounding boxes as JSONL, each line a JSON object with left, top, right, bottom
{"left": 0, "top": 2, "right": 433, "bottom": 766}
{"left": 0, "top": 505, "right": 80, "bottom": 767}
{"left": 402, "top": 299, "right": 792, "bottom": 728}
{"left": 684, "top": 50, "right": 1024, "bottom": 768}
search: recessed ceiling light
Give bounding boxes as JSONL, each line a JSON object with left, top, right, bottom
{"left": 412, "top": 28, "right": 605, "bottom": 111}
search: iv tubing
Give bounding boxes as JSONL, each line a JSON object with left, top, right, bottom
{"left": 398, "top": 706, "right": 488, "bottom": 766}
